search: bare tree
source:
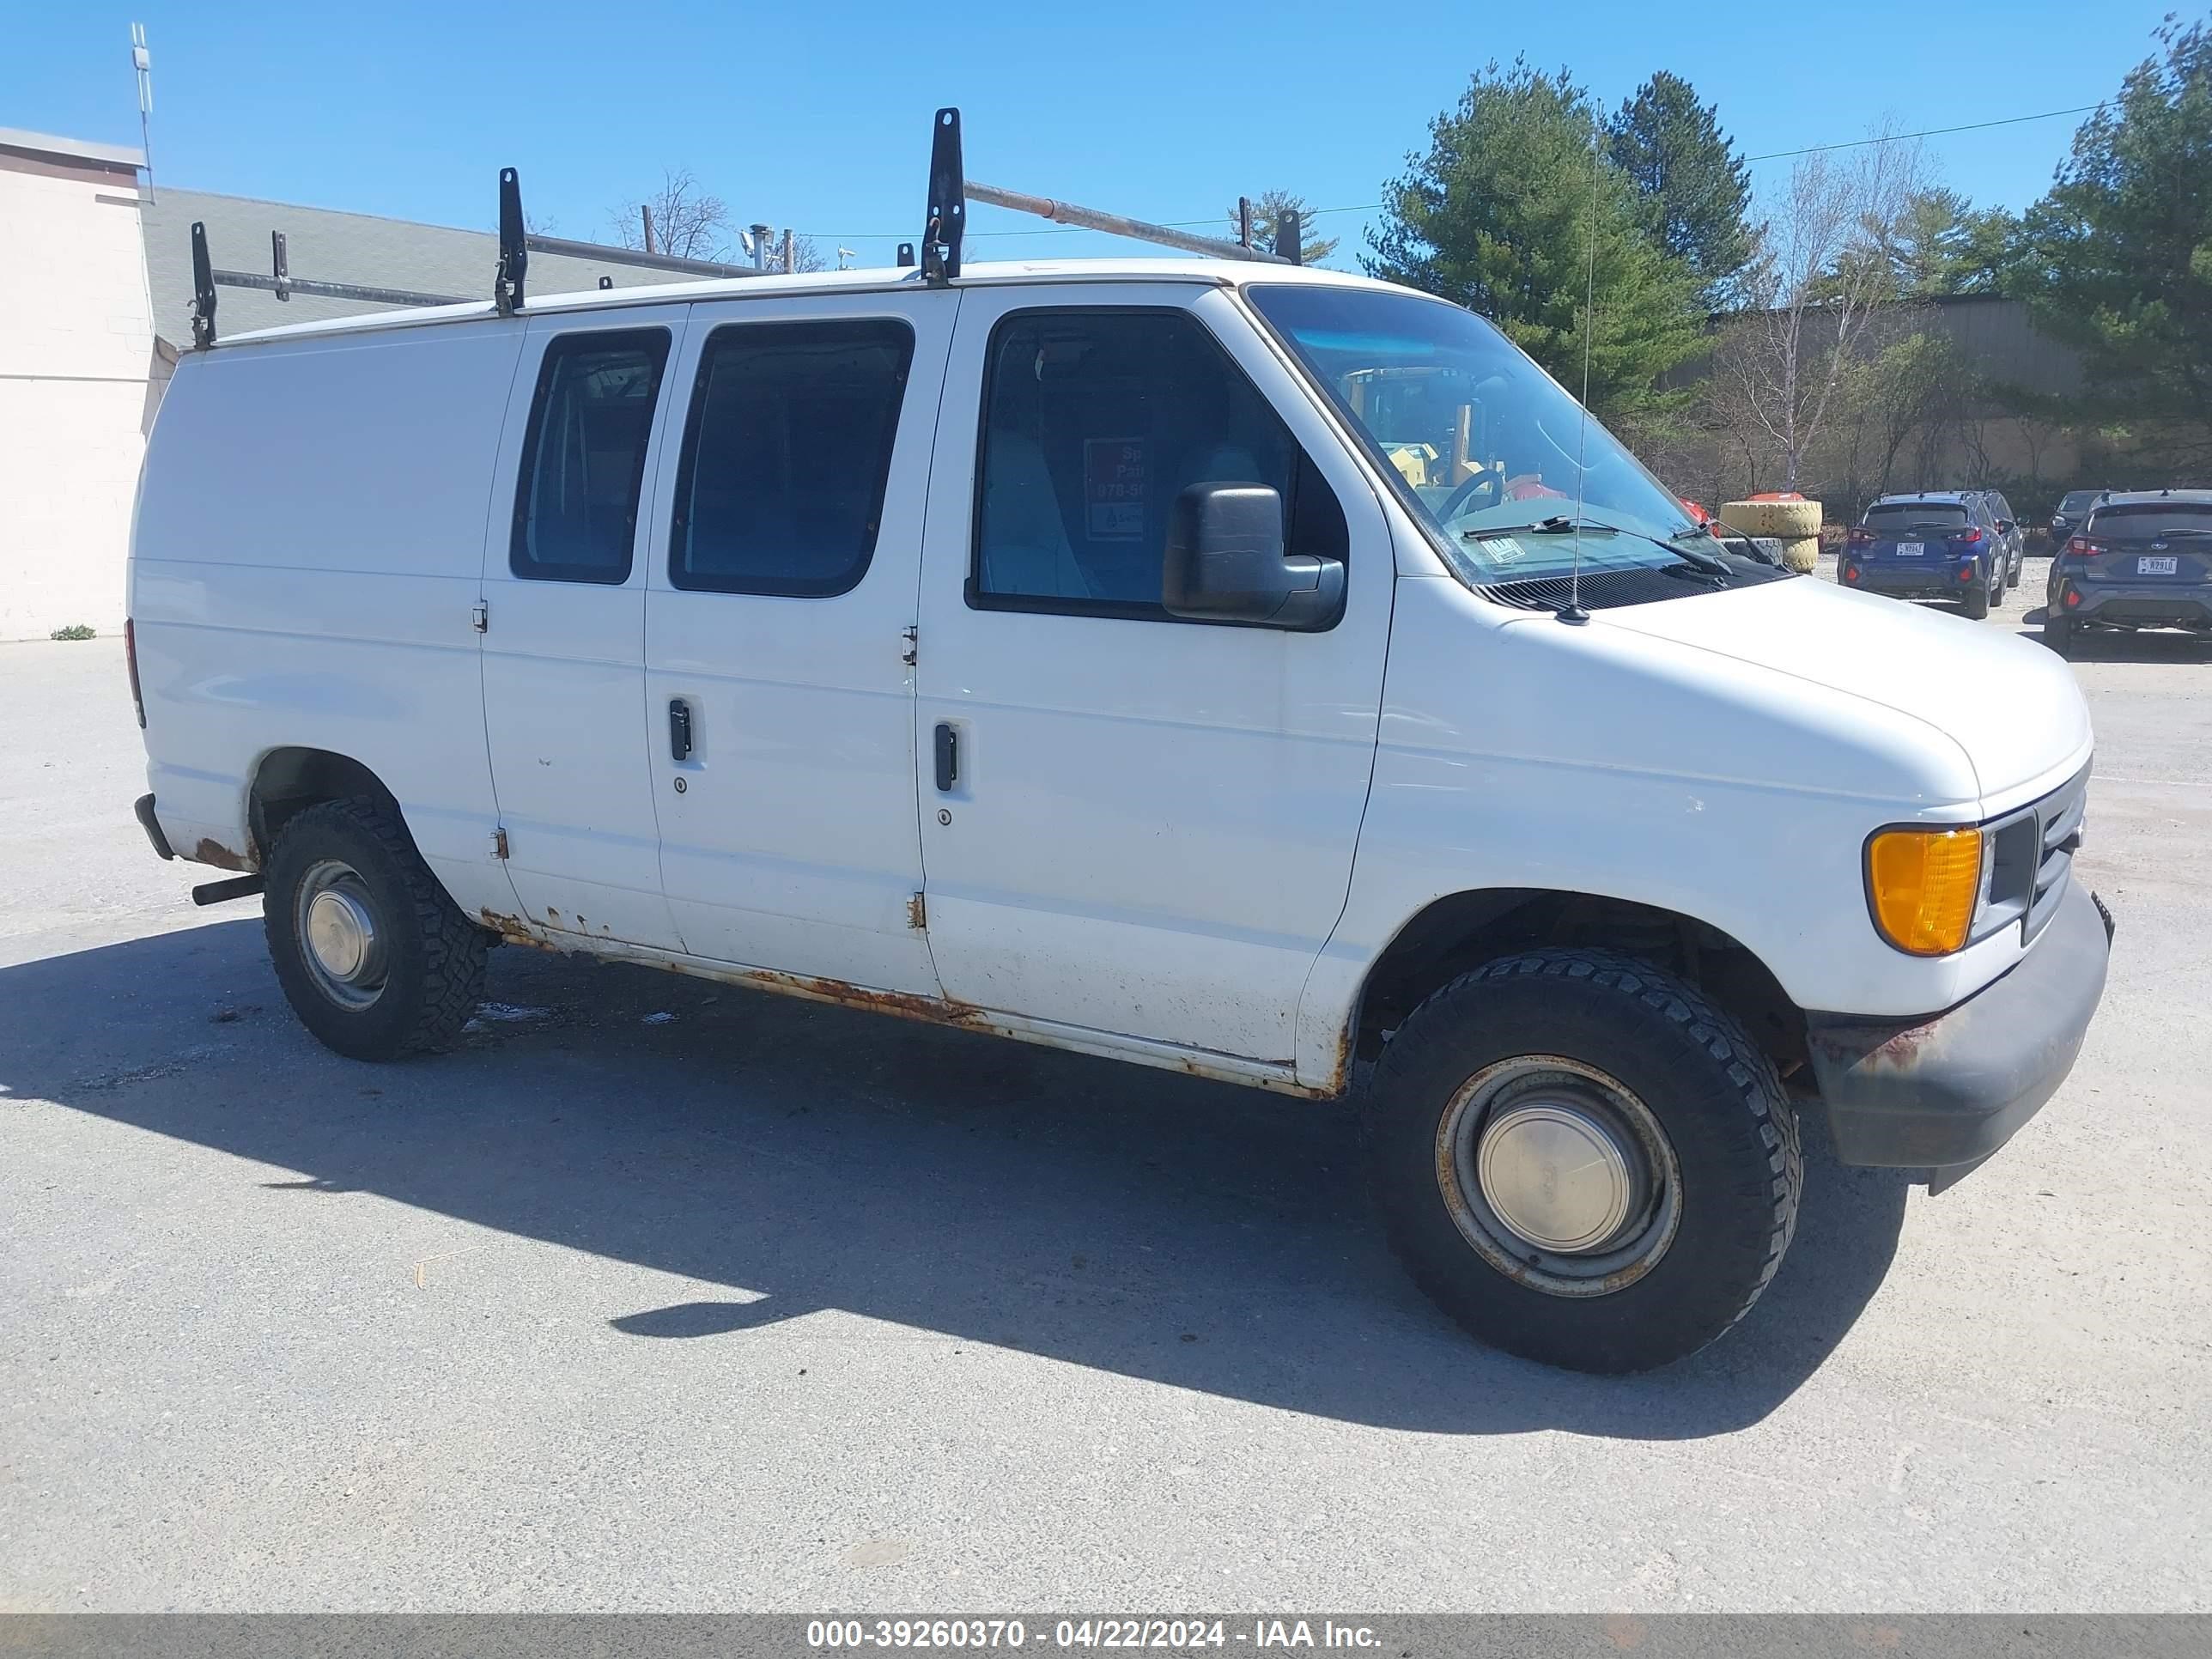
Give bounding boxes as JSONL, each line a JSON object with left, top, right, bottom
{"left": 609, "top": 167, "right": 735, "bottom": 263}
{"left": 1717, "top": 132, "right": 1928, "bottom": 490}
{"left": 786, "top": 233, "right": 833, "bottom": 274}
{"left": 1862, "top": 319, "right": 1963, "bottom": 495}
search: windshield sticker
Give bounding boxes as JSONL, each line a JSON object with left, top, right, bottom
{"left": 1478, "top": 536, "right": 1526, "bottom": 564}
{"left": 1085, "top": 438, "right": 1146, "bottom": 540}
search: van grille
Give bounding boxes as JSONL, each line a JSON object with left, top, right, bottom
{"left": 2027, "top": 769, "right": 2088, "bottom": 939}
{"left": 1982, "top": 766, "right": 2088, "bottom": 944}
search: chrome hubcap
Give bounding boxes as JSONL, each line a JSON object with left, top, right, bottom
{"left": 295, "top": 860, "right": 386, "bottom": 1010}
{"left": 1437, "top": 1055, "right": 1680, "bottom": 1298}
{"left": 1476, "top": 1101, "right": 1638, "bottom": 1254}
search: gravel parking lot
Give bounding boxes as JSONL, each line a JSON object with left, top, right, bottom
{"left": 4, "top": 561, "right": 2208, "bottom": 1613}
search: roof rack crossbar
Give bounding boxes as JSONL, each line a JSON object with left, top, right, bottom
{"left": 210, "top": 269, "right": 470, "bottom": 308}
{"left": 964, "top": 180, "right": 1295, "bottom": 265}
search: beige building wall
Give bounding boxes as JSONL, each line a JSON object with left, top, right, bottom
{"left": 0, "top": 131, "right": 155, "bottom": 641}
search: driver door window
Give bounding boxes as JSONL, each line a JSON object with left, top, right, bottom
{"left": 970, "top": 308, "right": 1344, "bottom": 619}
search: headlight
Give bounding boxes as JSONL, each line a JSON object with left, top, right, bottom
{"left": 1866, "top": 827, "right": 1984, "bottom": 956}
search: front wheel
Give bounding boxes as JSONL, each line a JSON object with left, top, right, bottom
{"left": 264, "top": 798, "right": 488, "bottom": 1060}
{"left": 1364, "top": 950, "right": 1802, "bottom": 1373}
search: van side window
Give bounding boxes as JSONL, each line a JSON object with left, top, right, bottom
{"left": 669, "top": 319, "right": 914, "bottom": 598}
{"left": 510, "top": 329, "right": 671, "bottom": 584}
{"left": 971, "top": 307, "right": 1345, "bottom": 619}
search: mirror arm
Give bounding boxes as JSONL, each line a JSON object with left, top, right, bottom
{"left": 1267, "top": 556, "right": 1346, "bottom": 629}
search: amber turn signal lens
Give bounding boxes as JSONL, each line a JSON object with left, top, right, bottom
{"left": 1867, "top": 828, "right": 1984, "bottom": 956}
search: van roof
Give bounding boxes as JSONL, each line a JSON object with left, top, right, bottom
{"left": 210, "top": 258, "right": 1405, "bottom": 349}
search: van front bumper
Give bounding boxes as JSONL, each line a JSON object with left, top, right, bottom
{"left": 1803, "top": 881, "right": 2112, "bottom": 1173}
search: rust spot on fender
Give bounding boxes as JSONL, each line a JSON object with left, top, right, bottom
{"left": 192, "top": 837, "right": 250, "bottom": 872}
{"left": 1325, "top": 1021, "right": 1358, "bottom": 1099}
{"left": 477, "top": 907, "right": 560, "bottom": 953}
{"left": 1810, "top": 1016, "right": 1945, "bottom": 1074}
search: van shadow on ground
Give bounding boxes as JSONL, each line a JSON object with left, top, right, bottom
{"left": 4, "top": 918, "right": 1912, "bottom": 1439}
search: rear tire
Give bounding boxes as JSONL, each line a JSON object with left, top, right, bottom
{"left": 264, "top": 798, "right": 487, "bottom": 1060}
{"left": 2046, "top": 617, "right": 2074, "bottom": 658}
{"left": 1363, "top": 950, "right": 1802, "bottom": 1374}
{"left": 1961, "top": 580, "right": 1990, "bottom": 620}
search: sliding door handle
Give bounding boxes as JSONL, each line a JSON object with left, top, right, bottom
{"left": 933, "top": 722, "right": 958, "bottom": 792}
{"left": 669, "top": 698, "right": 694, "bottom": 762}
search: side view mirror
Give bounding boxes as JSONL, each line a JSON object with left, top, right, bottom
{"left": 1162, "top": 483, "right": 1345, "bottom": 631}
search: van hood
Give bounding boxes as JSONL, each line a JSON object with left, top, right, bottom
{"left": 1592, "top": 575, "right": 2092, "bottom": 810}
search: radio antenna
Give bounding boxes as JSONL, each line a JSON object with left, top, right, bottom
{"left": 1559, "top": 120, "right": 1601, "bottom": 627}
{"left": 131, "top": 23, "right": 155, "bottom": 201}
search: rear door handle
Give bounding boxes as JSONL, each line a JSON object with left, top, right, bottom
{"left": 669, "top": 698, "right": 694, "bottom": 762}
{"left": 933, "top": 721, "right": 958, "bottom": 792}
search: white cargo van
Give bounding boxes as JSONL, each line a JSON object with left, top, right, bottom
{"left": 127, "top": 164, "right": 2110, "bottom": 1373}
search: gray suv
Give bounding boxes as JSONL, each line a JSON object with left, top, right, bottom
{"left": 2045, "top": 489, "right": 2212, "bottom": 657}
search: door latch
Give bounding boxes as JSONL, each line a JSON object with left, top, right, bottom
{"left": 471, "top": 602, "right": 489, "bottom": 633}
{"left": 669, "top": 698, "right": 694, "bottom": 762}
{"left": 933, "top": 722, "right": 958, "bottom": 792}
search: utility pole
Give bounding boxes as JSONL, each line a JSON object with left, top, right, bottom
{"left": 640, "top": 204, "right": 657, "bottom": 256}
{"left": 781, "top": 227, "right": 794, "bottom": 275}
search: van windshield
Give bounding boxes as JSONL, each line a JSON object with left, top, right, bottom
{"left": 1245, "top": 284, "right": 1704, "bottom": 584}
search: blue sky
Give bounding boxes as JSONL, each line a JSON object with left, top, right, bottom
{"left": 3, "top": 0, "right": 2181, "bottom": 268}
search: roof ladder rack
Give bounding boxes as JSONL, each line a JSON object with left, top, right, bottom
{"left": 920, "top": 109, "right": 965, "bottom": 284}
{"left": 914, "top": 107, "right": 1297, "bottom": 278}
{"left": 495, "top": 167, "right": 527, "bottom": 316}
{"left": 922, "top": 106, "right": 1297, "bottom": 270}
{"left": 188, "top": 222, "right": 217, "bottom": 349}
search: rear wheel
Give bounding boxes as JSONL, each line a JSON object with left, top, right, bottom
{"left": 2046, "top": 617, "right": 2074, "bottom": 658}
{"left": 1363, "top": 950, "right": 1802, "bottom": 1374}
{"left": 264, "top": 798, "right": 487, "bottom": 1060}
{"left": 1961, "top": 578, "right": 1990, "bottom": 620}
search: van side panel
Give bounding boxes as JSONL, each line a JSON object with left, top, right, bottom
{"left": 130, "top": 324, "right": 526, "bottom": 920}
{"left": 1297, "top": 573, "right": 2012, "bottom": 1071}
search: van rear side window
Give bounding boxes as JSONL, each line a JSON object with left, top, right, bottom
{"left": 669, "top": 319, "right": 914, "bottom": 598}
{"left": 511, "top": 329, "right": 672, "bottom": 584}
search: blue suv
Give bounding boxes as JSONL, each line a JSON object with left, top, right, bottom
{"left": 1841, "top": 493, "right": 2006, "bottom": 620}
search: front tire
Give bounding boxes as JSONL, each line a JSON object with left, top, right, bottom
{"left": 1364, "top": 950, "right": 1802, "bottom": 1374}
{"left": 264, "top": 798, "right": 487, "bottom": 1060}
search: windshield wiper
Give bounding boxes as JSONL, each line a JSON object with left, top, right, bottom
{"left": 1465, "top": 515, "right": 1734, "bottom": 576}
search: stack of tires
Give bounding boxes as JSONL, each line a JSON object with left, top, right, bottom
{"left": 1715, "top": 498, "right": 1821, "bottom": 574}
